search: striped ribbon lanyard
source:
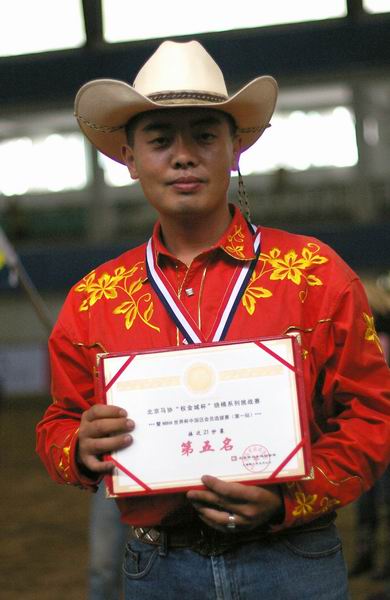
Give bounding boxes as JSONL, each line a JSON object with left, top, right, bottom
{"left": 145, "top": 223, "right": 261, "bottom": 344}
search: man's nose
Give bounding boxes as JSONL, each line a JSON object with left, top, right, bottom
{"left": 171, "top": 135, "right": 198, "bottom": 169}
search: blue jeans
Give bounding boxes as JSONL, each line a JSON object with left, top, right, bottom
{"left": 123, "top": 522, "right": 349, "bottom": 599}
{"left": 89, "top": 484, "right": 128, "bottom": 600}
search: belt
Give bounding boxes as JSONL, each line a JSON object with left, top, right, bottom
{"left": 130, "top": 514, "right": 335, "bottom": 557}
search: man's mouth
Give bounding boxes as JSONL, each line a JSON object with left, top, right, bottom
{"left": 169, "top": 176, "right": 205, "bottom": 193}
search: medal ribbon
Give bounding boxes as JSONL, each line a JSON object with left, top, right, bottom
{"left": 145, "top": 224, "right": 261, "bottom": 344}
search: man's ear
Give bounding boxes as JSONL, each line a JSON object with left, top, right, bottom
{"left": 121, "top": 145, "right": 139, "bottom": 180}
{"left": 231, "top": 136, "right": 242, "bottom": 172}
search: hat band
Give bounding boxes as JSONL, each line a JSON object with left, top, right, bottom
{"left": 75, "top": 113, "right": 125, "bottom": 133}
{"left": 148, "top": 90, "right": 228, "bottom": 104}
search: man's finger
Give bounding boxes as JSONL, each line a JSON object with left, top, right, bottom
{"left": 186, "top": 488, "right": 226, "bottom": 508}
{"left": 192, "top": 503, "right": 242, "bottom": 526}
{"left": 200, "top": 475, "right": 260, "bottom": 501}
{"left": 84, "top": 404, "right": 128, "bottom": 422}
{"left": 84, "top": 416, "right": 134, "bottom": 439}
{"left": 82, "top": 432, "right": 133, "bottom": 457}
{"left": 82, "top": 456, "right": 116, "bottom": 474}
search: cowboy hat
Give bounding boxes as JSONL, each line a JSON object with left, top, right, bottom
{"left": 75, "top": 40, "right": 278, "bottom": 164}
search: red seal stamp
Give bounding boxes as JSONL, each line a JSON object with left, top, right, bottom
{"left": 241, "top": 444, "right": 271, "bottom": 473}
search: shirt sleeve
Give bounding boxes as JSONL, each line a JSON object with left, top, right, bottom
{"left": 274, "top": 277, "right": 390, "bottom": 531}
{"left": 35, "top": 305, "right": 101, "bottom": 491}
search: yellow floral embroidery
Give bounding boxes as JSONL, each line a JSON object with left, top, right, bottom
{"left": 292, "top": 492, "right": 318, "bottom": 517}
{"left": 301, "top": 348, "right": 309, "bottom": 360}
{"left": 113, "top": 287, "right": 156, "bottom": 331}
{"left": 242, "top": 270, "right": 272, "bottom": 315}
{"left": 320, "top": 497, "right": 341, "bottom": 512}
{"left": 289, "top": 472, "right": 342, "bottom": 520}
{"left": 262, "top": 243, "right": 328, "bottom": 286}
{"left": 363, "top": 312, "right": 382, "bottom": 353}
{"left": 242, "top": 242, "right": 328, "bottom": 314}
{"left": 292, "top": 491, "right": 341, "bottom": 517}
{"left": 51, "top": 430, "right": 78, "bottom": 482}
{"left": 224, "top": 225, "right": 246, "bottom": 259}
{"left": 58, "top": 445, "right": 71, "bottom": 481}
{"left": 75, "top": 262, "right": 160, "bottom": 333}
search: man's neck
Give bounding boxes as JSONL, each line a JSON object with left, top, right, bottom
{"left": 159, "top": 206, "right": 232, "bottom": 266}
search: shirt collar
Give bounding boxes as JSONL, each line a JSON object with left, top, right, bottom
{"left": 152, "top": 204, "right": 257, "bottom": 263}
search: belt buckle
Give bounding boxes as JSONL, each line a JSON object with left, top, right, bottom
{"left": 133, "top": 526, "right": 161, "bottom": 544}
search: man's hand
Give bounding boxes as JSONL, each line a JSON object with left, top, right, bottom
{"left": 77, "top": 404, "right": 134, "bottom": 475}
{"left": 187, "top": 475, "right": 284, "bottom": 532}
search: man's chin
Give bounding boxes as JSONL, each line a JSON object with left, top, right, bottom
{"left": 166, "top": 197, "right": 207, "bottom": 216}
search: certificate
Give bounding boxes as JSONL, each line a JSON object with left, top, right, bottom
{"left": 99, "top": 336, "right": 311, "bottom": 497}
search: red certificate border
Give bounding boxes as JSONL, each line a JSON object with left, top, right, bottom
{"left": 98, "top": 335, "right": 312, "bottom": 498}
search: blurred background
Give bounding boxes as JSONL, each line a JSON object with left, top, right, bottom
{"left": 0, "top": 1, "right": 390, "bottom": 598}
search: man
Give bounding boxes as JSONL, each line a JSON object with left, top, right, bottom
{"left": 36, "top": 40, "right": 390, "bottom": 599}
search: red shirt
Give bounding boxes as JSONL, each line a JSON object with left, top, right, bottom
{"left": 36, "top": 206, "right": 390, "bottom": 530}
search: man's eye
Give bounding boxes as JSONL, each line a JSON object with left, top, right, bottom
{"left": 199, "top": 132, "right": 216, "bottom": 142}
{"left": 150, "top": 137, "right": 169, "bottom": 147}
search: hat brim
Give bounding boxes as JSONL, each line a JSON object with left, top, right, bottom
{"left": 75, "top": 76, "right": 278, "bottom": 164}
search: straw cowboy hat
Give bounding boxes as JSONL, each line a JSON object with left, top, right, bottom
{"left": 75, "top": 40, "right": 278, "bottom": 164}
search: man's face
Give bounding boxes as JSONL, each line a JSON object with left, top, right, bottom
{"left": 121, "top": 108, "right": 240, "bottom": 220}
